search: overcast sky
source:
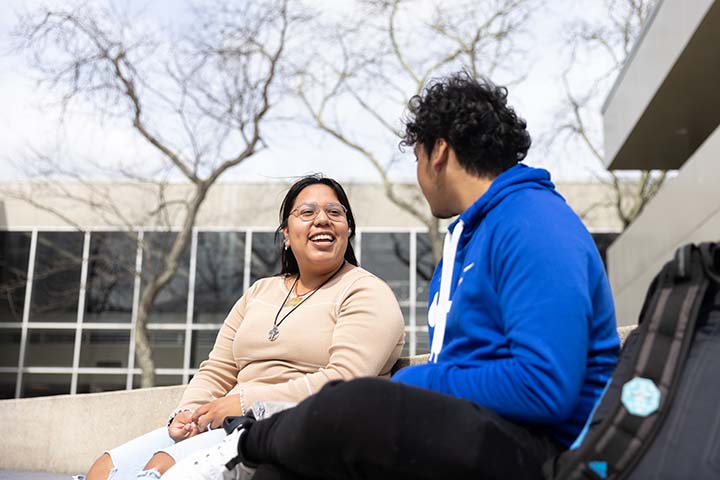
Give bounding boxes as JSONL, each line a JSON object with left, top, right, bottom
{"left": 0, "top": 0, "right": 612, "bottom": 184}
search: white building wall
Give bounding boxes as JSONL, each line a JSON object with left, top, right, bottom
{"left": 607, "top": 126, "right": 720, "bottom": 325}
{"left": 0, "top": 180, "right": 624, "bottom": 232}
{"left": 602, "top": 0, "right": 720, "bottom": 325}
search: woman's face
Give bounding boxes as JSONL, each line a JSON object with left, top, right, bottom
{"left": 283, "top": 184, "right": 350, "bottom": 277}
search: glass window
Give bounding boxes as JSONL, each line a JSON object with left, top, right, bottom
{"left": 194, "top": 232, "right": 245, "bottom": 324}
{"left": 79, "top": 329, "right": 130, "bottom": 368}
{"left": 141, "top": 232, "right": 190, "bottom": 324}
{"left": 85, "top": 232, "right": 137, "bottom": 323}
{"left": 190, "top": 330, "right": 219, "bottom": 368}
{"left": 0, "top": 373, "right": 16, "bottom": 399}
{"left": 30, "top": 232, "right": 83, "bottom": 323}
{"left": 0, "top": 329, "right": 21, "bottom": 367}
{"left": 409, "top": 309, "right": 431, "bottom": 356}
{"left": 25, "top": 329, "right": 75, "bottom": 367}
{"left": 77, "top": 374, "right": 127, "bottom": 394}
{"left": 250, "top": 232, "right": 281, "bottom": 285}
{"left": 416, "top": 308, "right": 428, "bottom": 330}
{"left": 0, "top": 231, "right": 32, "bottom": 323}
{"left": 21, "top": 373, "right": 71, "bottom": 398}
{"left": 361, "top": 232, "right": 410, "bottom": 302}
{"left": 401, "top": 306, "right": 411, "bottom": 328}
{"left": 401, "top": 341, "right": 410, "bottom": 358}
{"left": 139, "top": 330, "right": 185, "bottom": 369}
{"left": 416, "top": 329, "right": 430, "bottom": 355}
{"left": 416, "top": 233, "right": 436, "bottom": 307}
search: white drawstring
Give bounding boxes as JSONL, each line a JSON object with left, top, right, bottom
{"left": 428, "top": 220, "right": 464, "bottom": 363}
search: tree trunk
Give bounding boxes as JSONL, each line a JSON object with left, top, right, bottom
{"left": 134, "top": 187, "right": 209, "bottom": 387}
{"left": 134, "top": 305, "right": 156, "bottom": 388}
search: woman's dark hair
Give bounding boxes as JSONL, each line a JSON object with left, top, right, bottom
{"left": 276, "top": 174, "right": 358, "bottom": 275}
{"left": 400, "top": 71, "right": 531, "bottom": 179}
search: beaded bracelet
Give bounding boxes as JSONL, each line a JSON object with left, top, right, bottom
{"left": 239, "top": 387, "right": 247, "bottom": 416}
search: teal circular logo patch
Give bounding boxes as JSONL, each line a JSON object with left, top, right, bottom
{"left": 621, "top": 377, "right": 661, "bottom": 417}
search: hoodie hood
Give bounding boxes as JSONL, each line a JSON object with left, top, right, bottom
{"left": 449, "top": 164, "right": 558, "bottom": 233}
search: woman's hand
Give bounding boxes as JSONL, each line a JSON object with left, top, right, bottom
{"left": 168, "top": 410, "right": 200, "bottom": 442}
{"left": 192, "top": 394, "right": 243, "bottom": 432}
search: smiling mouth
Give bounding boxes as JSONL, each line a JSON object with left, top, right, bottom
{"left": 309, "top": 233, "right": 336, "bottom": 243}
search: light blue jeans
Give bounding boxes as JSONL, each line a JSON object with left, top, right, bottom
{"left": 72, "top": 401, "right": 297, "bottom": 479}
{"left": 98, "top": 427, "right": 227, "bottom": 479}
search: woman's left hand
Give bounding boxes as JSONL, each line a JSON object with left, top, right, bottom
{"left": 191, "top": 394, "right": 243, "bottom": 431}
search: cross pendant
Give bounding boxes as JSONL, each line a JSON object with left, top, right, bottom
{"left": 268, "top": 326, "right": 280, "bottom": 342}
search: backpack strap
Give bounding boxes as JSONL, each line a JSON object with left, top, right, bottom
{"left": 699, "top": 242, "right": 720, "bottom": 283}
{"left": 560, "top": 244, "right": 712, "bottom": 480}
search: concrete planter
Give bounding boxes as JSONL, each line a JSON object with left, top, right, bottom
{"left": 0, "top": 326, "right": 635, "bottom": 474}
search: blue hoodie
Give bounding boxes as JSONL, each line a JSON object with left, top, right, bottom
{"left": 393, "top": 164, "right": 619, "bottom": 446}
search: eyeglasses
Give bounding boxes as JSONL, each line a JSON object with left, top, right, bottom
{"left": 290, "top": 203, "right": 348, "bottom": 222}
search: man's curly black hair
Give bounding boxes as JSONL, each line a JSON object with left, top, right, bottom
{"left": 400, "top": 71, "right": 531, "bottom": 178}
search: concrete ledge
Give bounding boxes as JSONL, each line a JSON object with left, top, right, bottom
{"left": 0, "top": 385, "right": 184, "bottom": 474}
{"left": 0, "top": 329, "right": 635, "bottom": 474}
{"left": 389, "top": 353, "right": 430, "bottom": 372}
{"left": 0, "top": 471, "right": 67, "bottom": 480}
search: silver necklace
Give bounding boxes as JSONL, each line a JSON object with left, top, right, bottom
{"left": 268, "top": 261, "right": 346, "bottom": 342}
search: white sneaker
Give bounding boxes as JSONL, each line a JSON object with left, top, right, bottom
{"left": 162, "top": 428, "right": 251, "bottom": 480}
{"left": 226, "top": 461, "right": 257, "bottom": 480}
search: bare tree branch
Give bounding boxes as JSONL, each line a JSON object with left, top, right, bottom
{"left": 296, "top": 0, "right": 534, "bottom": 261}
{"left": 549, "top": 0, "right": 668, "bottom": 230}
{"left": 8, "top": 0, "right": 297, "bottom": 387}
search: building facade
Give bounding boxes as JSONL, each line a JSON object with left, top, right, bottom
{"left": 602, "top": 0, "right": 720, "bottom": 325}
{"left": 0, "top": 180, "right": 621, "bottom": 399}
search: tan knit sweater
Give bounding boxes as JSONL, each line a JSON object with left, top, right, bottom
{"left": 175, "top": 265, "right": 405, "bottom": 413}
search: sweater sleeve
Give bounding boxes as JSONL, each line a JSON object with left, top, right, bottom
{"left": 241, "top": 274, "right": 405, "bottom": 406}
{"left": 393, "top": 213, "right": 593, "bottom": 424}
{"left": 172, "top": 289, "right": 250, "bottom": 414}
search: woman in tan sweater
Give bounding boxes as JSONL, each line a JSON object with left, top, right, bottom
{"left": 85, "top": 175, "right": 405, "bottom": 480}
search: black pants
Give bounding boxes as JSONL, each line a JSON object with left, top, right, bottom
{"left": 242, "top": 378, "right": 563, "bottom": 480}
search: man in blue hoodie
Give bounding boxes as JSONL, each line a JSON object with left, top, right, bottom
{"left": 166, "top": 72, "right": 619, "bottom": 480}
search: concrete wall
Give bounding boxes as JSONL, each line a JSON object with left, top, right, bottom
{"left": 602, "top": 0, "right": 719, "bottom": 170}
{"left": 0, "top": 353, "right": 442, "bottom": 474}
{"left": 0, "top": 386, "right": 184, "bottom": 474}
{"left": 0, "top": 337, "right": 637, "bottom": 475}
{"left": 607, "top": 126, "right": 720, "bottom": 326}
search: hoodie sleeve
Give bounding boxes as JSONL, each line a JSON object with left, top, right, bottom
{"left": 393, "top": 206, "right": 595, "bottom": 425}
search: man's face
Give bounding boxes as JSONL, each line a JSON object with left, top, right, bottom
{"left": 415, "top": 142, "right": 441, "bottom": 217}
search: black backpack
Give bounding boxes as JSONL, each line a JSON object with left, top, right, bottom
{"left": 544, "top": 242, "right": 720, "bottom": 479}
